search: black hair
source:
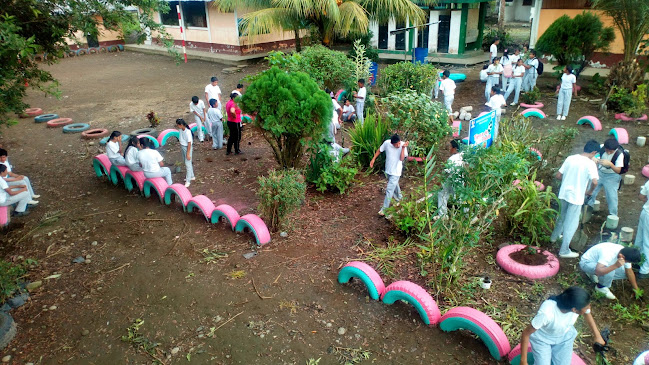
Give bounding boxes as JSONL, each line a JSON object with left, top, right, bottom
{"left": 237, "top": 83, "right": 244, "bottom": 89}
{"left": 603, "top": 138, "right": 619, "bottom": 151}
{"left": 502, "top": 49, "right": 509, "bottom": 61}
{"left": 209, "top": 98, "right": 218, "bottom": 108}
{"left": 176, "top": 118, "right": 189, "bottom": 128}
{"left": 325, "top": 88, "right": 331, "bottom": 95}
{"left": 109, "top": 131, "right": 122, "bottom": 141}
{"left": 450, "top": 139, "right": 460, "bottom": 150}
{"left": 530, "top": 50, "right": 537, "bottom": 57}
{"left": 0, "top": 165, "right": 6, "bottom": 173}
{"left": 210, "top": 76, "right": 218, "bottom": 83}
{"left": 492, "top": 56, "right": 500, "bottom": 63}
{"left": 123, "top": 136, "right": 140, "bottom": 158}
{"left": 549, "top": 286, "right": 590, "bottom": 311}
{"left": 343, "top": 98, "right": 350, "bottom": 103}
{"left": 230, "top": 92, "right": 239, "bottom": 100}
{"left": 493, "top": 37, "right": 500, "bottom": 42}
{"left": 492, "top": 86, "right": 502, "bottom": 94}
{"left": 620, "top": 247, "right": 642, "bottom": 263}
{"left": 139, "top": 137, "right": 150, "bottom": 149}
{"left": 584, "top": 139, "right": 601, "bottom": 154}
{"left": 390, "top": 134, "right": 401, "bottom": 144}
{"left": 482, "top": 64, "right": 489, "bottom": 70}
{"left": 566, "top": 65, "right": 573, "bottom": 74}
{"left": 443, "top": 70, "right": 450, "bottom": 78}
{"left": 191, "top": 96, "right": 199, "bottom": 104}
{"left": 0, "top": 149, "right": 6, "bottom": 157}
{"left": 358, "top": 79, "right": 365, "bottom": 85}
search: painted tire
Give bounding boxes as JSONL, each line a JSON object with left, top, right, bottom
{"left": 92, "top": 154, "right": 111, "bottom": 177}
{"left": 508, "top": 343, "right": 533, "bottom": 365}
{"left": 190, "top": 124, "right": 209, "bottom": 136}
{"left": 381, "top": 281, "right": 441, "bottom": 326}
{"left": 81, "top": 128, "right": 110, "bottom": 139}
{"left": 46, "top": 118, "right": 74, "bottom": 128}
{"left": 452, "top": 120, "right": 461, "bottom": 137}
{"left": 211, "top": 204, "right": 241, "bottom": 228}
{"left": 62, "top": 123, "right": 90, "bottom": 133}
{"left": 0, "top": 312, "right": 17, "bottom": 351}
{"left": 107, "top": 45, "right": 117, "bottom": 52}
{"left": 109, "top": 165, "right": 129, "bottom": 185}
{"left": 615, "top": 113, "right": 648, "bottom": 122}
{"left": 440, "top": 307, "right": 511, "bottom": 360}
{"left": 521, "top": 108, "right": 546, "bottom": 119}
{"left": 157, "top": 129, "right": 180, "bottom": 146}
{"left": 449, "top": 73, "right": 466, "bottom": 82}
{"left": 130, "top": 128, "right": 157, "bottom": 137}
{"left": 88, "top": 47, "right": 98, "bottom": 54}
{"left": 496, "top": 244, "right": 560, "bottom": 279}
{"left": 137, "top": 134, "right": 160, "bottom": 148}
{"left": 99, "top": 134, "right": 129, "bottom": 146}
{"left": 334, "top": 89, "right": 344, "bottom": 100}
{"left": 34, "top": 113, "right": 59, "bottom": 123}
{"left": 24, "top": 108, "right": 43, "bottom": 117}
{"left": 164, "top": 184, "right": 193, "bottom": 211}
{"left": 98, "top": 46, "right": 107, "bottom": 53}
{"left": 609, "top": 128, "right": 629, "bottom": 145}
{"left": 76, "top": 48, "right": 87, "bottom": 56}
{"left": 478, "top": 111, "right": 488, "bottom": 117}
{"left": 577, "top": 116, "right": 602, "bottom": 131}
{"left": 67, "top": 50, "right": 77, "bottom": 57}
{"left": 519, "top": 102, "right": 544, "bottom": 109}
{"left": 643, "top": 165, "right": 649, "bottom": 179}
{"left": 528, "top": 147, "right": 542, "bottom": 161}
{"left": 512, "top": 179, "right": 545, "bottom": 191}
{"left": 338, "top": 261, "right": 386, "bottom": 301}
{"left": 117, "top": 44, "right": 124, "bottom": 51}
{"left": 337, "top": 90, "right": 348, "bottom": 103}
{"left": 234, "top": 214, "right": 271, "bottom": 246}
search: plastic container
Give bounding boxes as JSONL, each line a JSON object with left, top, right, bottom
{"left": 412, "top": 48, "right": 428, "bottom": 64}
{"left": 624, "top": 174, "right": 636, "bottom": 185}
{"left": 593, "top": 200, "right": 601, "bottom": 212}
{"left": 606, "top": 215, "right": 619, "bottom": 230}
{"left": 481, "top": 278, "right": 492, "bottom": 289}
{"left": 369, "top": 62, "right": 378, "bottom": 86}
{"left": 638, "top": 136, "right": 646, "bottom": 147}
{"left": 621, "top": 227, "right": 634, "bottom": 242}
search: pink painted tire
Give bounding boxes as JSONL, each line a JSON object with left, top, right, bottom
{"left": 576, "top": 116, "right": 602, "bottom": 131}
{"left": 440, "top": 307, "right": 511, "bottom": 360}
{"left": 406, "top": 156, "right": 424, "bottom": 162}
{"left": 0, "top": 206, "right": 9, "bottom": 227}
{"left": 338, "top": 261, "right": 386, "bottom": 301}
{"left": 528, "top": 147, "right": 542, "bottom": 161}
{"left": 186, "top": 195, "right": 216, "bottom": 222}
{"left": 163, "top": 184, "right": 193, "bottom": 211}
{"left": 234, "top": 214, "right": 271, "bottom": 246}
{"left": 381, "top": 281, "right": 441, "bottom": 326}
{"left": 512, "top": 180, "right": 545, "bottom": 191}
{"left": 496, "top": 244, "right": 560, "bottom": 279}
{"left": 616, "top": 113, "right": 648, "bottom": 122}
{"left": 609, "top": 128, "right": 629, "bottom": 145}
{"left": 81, "top": 128, "right": 110, "bottom": 139}
{"left": 211, "top": 204, "right": 241, "bottom": 228}
{"left": 24, "top": 108, "right": 43, "bottom": 117}
{"left": 520, "top": 102, "right": 544, "bottom": 109}
{"left": 643, "top": 165, "right": 649, "bottom": 179}
{"left": 478, "top": 111, "right": 488, "bottom": 117}
{"left": 521, "top": 108, "right": 546, "bottom": 119}
{"left": 452, "top": 120, "right": 461, "bottom": 137}
{"left": 46, "top": 118, "right": 73, "bottom": 128}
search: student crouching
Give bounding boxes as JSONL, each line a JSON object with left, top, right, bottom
{"left": 579, "top": 242, "right": 641, "bottom": 300}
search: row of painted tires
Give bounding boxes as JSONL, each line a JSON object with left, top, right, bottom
{"left": 338, "top": 261, "right": 586, "bottom": 364}
{"left": 92, "top": 154, "right": 271, "bottom": 246}
{"left": 24, "top": 111, "right": 112, "bottom": 138}
{"left": 69, "top": 44, "right": 124, "bottom": 57}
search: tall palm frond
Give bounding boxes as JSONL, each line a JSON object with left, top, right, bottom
{"left": 358, "top": 0, "right": 428, "bottom": 25}
{"left": 337, "top": 1, "right": 369, "bottom": 36}
{"left": 239, "top": 7, "right": 299, "bottom": 36}
{"left": 592, "top": 0, "right": 649, "bottom": 61}
{"left": 213, "top": 0, "right": 272, "bottom": 13}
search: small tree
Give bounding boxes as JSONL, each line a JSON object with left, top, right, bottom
{"left": 379, "top": 62, "right": 439, "bottom": 96}
{"left": 239, "top": 67, "right": 332, "bottom": 169}
{"left": 298, "top": 45, "right": 356, "bottom": 91}
{"left": 257, "top": 169, "right": 306, "bottom": 231}
{"left": 593, "top": 0, "right": 649, "bottom": 63}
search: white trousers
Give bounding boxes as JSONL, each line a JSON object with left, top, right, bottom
{"left": 557, "top": 88, "right": 573, "bottom": 116}
{"left": 1, "top": 191, "right": 31, "bottom": 213}
{"left": 551, "top": 199, "right": 582, "bottom": 255}
{"left": 444, "top": 94, "right": 454, "bottom": 113}
{"left": 530, "top": 327, "right": 577, "bottom": 365}
{"left": 635, "top": 209, "right": 649, "bottom": 274}
{"left": 579, "top": 258, "right": 627, "bottom": 288}
{"left": 144, "top": 167, "right": 172, "bottom": 185}
{"left": 587, "top": 172, "right": 621, "bottom": 216}
{"left": 504, "top": 77, "right": 522, "bottom": 105}
{"left": 181, "top": 145, "right": 194, "bottom": 181}
{"left": 485, "top": 77, "right": 499, "bottom": 101}
{"left": 522, "top": 71, "right": 538, "bottom": 92}
{"left": 8, "top": 176, "right": 36, "bottom": 197}
{"left": 356, "top": 101, "right": 365, "bottom": 125}
{"left": 193, "top": 115, "right": 205, "bottom": 142}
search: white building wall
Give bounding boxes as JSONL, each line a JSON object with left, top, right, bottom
{"left": 428, "top": 11, "right": 439, "bottom": 52}
{"left": 370, "top": 21, "right": 379, "bottom": 48}
{"left": 388, "top": 17, "right": 396, "bottom": 50}
{"left": 448, "top": 10, "right": 462, "bottom": 54}
{"left": 505, "top": 0, "right": 533, "bottom": 22}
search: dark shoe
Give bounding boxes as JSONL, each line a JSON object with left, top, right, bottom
{"left": 235, "top": 151, "right": 244, "bottom": 155}
{"left": 13, "top": 210, "right": 30, "bottom": 217}
{"left": 226, "top": 151, "right": 232, "bottom": 155}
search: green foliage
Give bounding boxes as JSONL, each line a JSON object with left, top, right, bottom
{"left": 593, "top": 0, "right": 649, "bottom": 62}
{"left": 504, "top": 175, "right": 558, "bottom": 246}
{"left": 0, "top": 259, "right": 35, "bottom": 303}
{"left": 590, "top": 73, "right": 607, "bottom": 95}
{"left": 382, "top": 91, "right": 450, "bottom": 157}
{"left": 536, "top": 125, "right": 580, "bottom": 168}
{"left": 351, "top": 39, "right": 372, "bottom": 84}
{"left": 257, "top": 169, "right": 306, "bottom": 231}
{"left": 521, "top": 87, "right": 541, "bottom": 104}
{"left": 379, "top": 62, "right": 439, "bottom": 96}
{"left": 481, "top": 27, "right": 514, "bottom": 52}
{"left": 627, "top": 84, "right": 648, "bottom": 117}
{"left": 385, "top": 190, "right": 428, "bottom": 235}
{"left": 121, "top": 319, "right": 162, "bottom": 363}
{"left": 265, "top": 50, "right": 302, "bottom": 69}
{"left": 348, "top": 113, "right": 391, "bottom": 170}
{"left": 239, "top": 67, "right": 332, "bottom": 169}
{"left": 607, "top": 86, "right": 635, "bottom": 113}
{"left": 359, "top": 237, "right": 411, "bottom": 278}
{"left": 535, "top": 12, "right": 615, "bottom": 75}
{"left": 611, "top": 302, "right": 649, "bottom": 324}
{"left": 306, "top": 144, "right": 357, "bottom": 194}
{"left": 346, "top": 31, "right": 380, "bottom": 63}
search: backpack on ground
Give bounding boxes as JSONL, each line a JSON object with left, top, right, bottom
{"left": 536, "top": 60, "right": 544, "bottom": 75}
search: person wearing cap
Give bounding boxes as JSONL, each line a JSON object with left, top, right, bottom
{"left": 205, "top": 76, "right": 222, "bottom": 109}
{"left": 579, "top": 242, "right": 641, "bottom": 300}
{"left": 369, "top": 134, "right": 408, "bottom": 216}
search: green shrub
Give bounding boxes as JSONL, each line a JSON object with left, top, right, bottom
{"left": 481, "top": 27, "right": 514, "bottom": 52}
{"left": 296, "top": 46, "right": 356, "bottom": 91}
{"left": 627, "top": 84, "right": 648, "bottom": 118}
{"left": 382, "top": 91, "right": 450, "bottom": 157}
{"left": 521, "top": 87, "right": 541, "bottom": 104}
{"left": 379, "top": 62, "right": 439, "bottom": 96}
{"left": 347, "top": 31, "right": 380, "bottom": 63}
{"left": 348, "top": 113, "right": 391, "bottom": 170}
{"left": 257, "top": 169, "right": 306, "bottom": 231}
{"left": 306, "top": 144, "right": 357, "bottom": 194}
{"left": 504, "top": 175, "right": 558, "bottom": 246}
{"left": 0, "top": 259, "right": 36, "bottom": 303}
{"left": 385, "top": 190, "right": 428, "bottom": 235}
{"left": 606, "top": 86, "right": 635, "bottom": 113}
{"left": 589, "top": 73, "right": 607, "bottom": 95}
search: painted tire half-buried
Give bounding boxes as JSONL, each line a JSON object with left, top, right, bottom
{"left": 34, "top": 113, "right": 59, "bottom": 123}
{"left": 24, "top": 108, "right": 43, "bottom": 117}
{"left": 62, "top": 123, "right": 90, "bottom": 133}
{"left": 143, "top": 178, "right": 169, "bottom": 203}
{"left": 381, "top": 281, "right": 441, "bottom": 326}
{"left": 615, "top": 113, "right": 648, "bottom": 122}
{"left": 449, "top": 73, "right": 466, "bottom": 82}
{"left": 519, "top": 102, "right": 544, "bottom": 109}
{"left": 211, "top": 204, "right": 241, "bottom": 228}
{"left": 576, "top": 116, "right": 602, "bottom": 131}
{"left": 440, "top": 307, "right": 511, "bottom": 361}
{"left": 157, "top": 129, "right": 180, "bottom": 146}
{"left": 130, "top": 128, "right": 157, "bottom": 137}
{"left": 163, "top": 184, "right": 193, "bottom": 211}
{"left": 109, "top": 165, "right": 129, "bottom": 185}
{"left": 496, "top": 244, "right": 560, "bottom": 279}
{"left": 137, "top": 134, "right": 160, "bottom": 148}
{"left": 117, "top": 44, "right": 124, "bottom": 51}
{"left": 338, "top": 261, "right": 386, "bottom": 301}
{"left": 76, "top": 48, "right": 87, "bottom": 56}
{"left": 46, "top": 118, "right": 73, "bottom": 128}
{"left": 92, "top": 154, "right": 111, "bottom": 177}
{"left": 234, "top": 214, "right": 271, "bottom": 246}
{"left": 521, "top": 108, "right": 546, "bottom": 119}
{"left": 81, "top": 128, "right": 110, "bottom": 139}
{"left": 528, "top": 147, "right": 542, "bottom": 161}
{"left": 609, "top": 128, "right": 629, "bottom": 145}
{"left": 512, "top": 179, "right": 545, "bottom": 191}
{"left": 99, "top": 134, "right": 129, "bottom": 146}
{"left": 189, "top": 124, "right": 209, "bottom": 137}
{"left": 643, "top": 165, "right": 649, "bottom": 179}
{"left": 508, "top": 343, "right": 588, "bottom": 365}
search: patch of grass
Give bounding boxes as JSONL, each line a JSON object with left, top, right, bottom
{"left": 330, "top": 346, "right": 371, "bottom": 365}
{"left": 306, "top": 359, "right": 322, "bottom": 365}
{"left": 531, "top": 282, "right": 545, "bottom": 297}
{"left": 225, "top": 270, "right": 246, "bottom": 279}
{"left": 279, "top": 300, "right": 298, "bottom": 315}
{"left": 201, "top": 248, "right": 228, "bottom": 264}
{"left": 359, "top": 237, "right": 411, "bottom": 278}
{"left": 611, "top": 303, "right": 649, "bottom": 324}
{"left": 121, "top": 319, "right": 163, "bottom": 364}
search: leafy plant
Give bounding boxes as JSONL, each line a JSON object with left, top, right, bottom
{"left": 360, "top": 237, "right": 411, "bottom": 278}
{"left": 306, "top": 143, "right": 357, "bottom": 194}
{"left": 265, "top": 50, "right": 302, "bottom": 69}
{"left": 626, "top": 83, "right": 648, "bottom": 117}
{"left": 348, "top": 113, "right": 391, "bottom": 170}
{"left": 593, "top": 0, "right": 649, "bottom": 62}
{"left": 590, "top": 73, "right": 607, "bottom": 95}
{"left": 297, "top": 46, "right": 357, "bottom": 91}
{"left": 257, "top": 169, "right": 306, "bottom": 231}
{"left": 606, "top": 59, "right": 646, "bottom": 90}
{"left": 121, "top": 319, "right": 163, "bottom": 364}
{"left": 346, "top": 31, "right": 379, "bottom": 63}
{"left": 504, "top": 175, "right": 558, "bottom": 246}
{"left": 385, "top": 190, "right": 428, "bottom": 235}
{"left": 521, "top": 87, "right": 541, "bottom": 104}
{"left": 536, "top": 125, "right": 580, "bottom": 169}
{"left": 606, "top": 86, "right": 635, "bottom": 113}
{"left": 0, "top": 259, "right": 35, "bottom": 303}
{"left": 351, "top": 39, "right": 372, "bottom": 85}
{"left": 146, "top": 111, "right": 160, "bottom": 128}
{"left": 378, "top": 62, "right": 439, "bottom": 96}
{"left": 481, "top": 27, "right": 514, "bottom": 52}
{"left": 611, "top": 302, "right": 649, "bottom": 324}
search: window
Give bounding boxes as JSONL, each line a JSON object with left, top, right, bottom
{"left": 378, "top": 24, "right": 388, "bottom": 49}
{"left": 395, "top": 22, "right": 405, "bottom": 51}
{"left": 160, "top": 1, "right": 207, "bottom": 28}
{"left": 160, "top": 1, "right": 180, "bottom": 26}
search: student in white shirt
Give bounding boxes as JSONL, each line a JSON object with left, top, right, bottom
{"left": 342, "top": 99, "right": 356, "bottom": 122}
{"left": 231, "top": 83, "right": 243, "bottom": 97}
{"left": 331, "top": 94, "right": 342, "bottom": 131}
{"left": 106, "top": 131, "right": 126, "bottom": 166}
{"left": 352, "top": 79, "right": 366, "bottom": 125}
{"left": 0, "top": 164, "right": 35, "bottom": 216}
{"left": 504, "top": 58, "right": 525, "bottom": 105}
{"left": 479, "top": 64, "right": 489, "bottom": 83}
{"left": 522, "top": 50, "right": 539, "bottom": 92}
{"left": 485, "top": 86, "right": 506, "bottom": 142}
{"left": 204, "top": 76, "right": 222, "bottom": 109}
{"left": 369, "top": 134, "right": 408, "bottom": 216}
{"left": 490, "top": 38, "right": 499, "bottom": 63}
{"left": 587, "top": 139, "right": 624, "bottom": 216}
{"left": 635, "top": 179, "right": 649, "bottom": 279}
{"left": 509, "top": 48, "right": 521, "bottom": 67}
{"left": 206, "top": 99, "right": 224, "bottom": 150}
{"left": 501, "top": 49, "right": 513, "bottom": 91}
{"left": 556, "top": 66, "right": 577, "bottom": 120}
{"left": 436, "top": 139, "right": 464, "bottom": 218}
{"left": 0, "top": 149, "right": 40, "bottom": 201}
{"left": 519, "top": 287, "right": 605, "bottom": 365}
{"left": 633, "top": 351, "right": 649, "bottom": 365}
{"left": 485, "top": 57, "right": 503, "bottom": 101}
{"left": 439, "top": 70, "right": 456, "bottom": 113}
{"left": 189, "top": 96, "right": 206, "bottom": 143}
{"left": 176, "top": 118, "right": 195, "bottom": 187}
{"left": 123, "top": 137, "right": 142, "bottom": 171}
{"left": 579, "top": 242, "right": 641, "bottom": 299}
{"left": 137, "top": 138, "right": 172, "bottom": 185}
{"left": 551, "top": 140, "right": 600, "bottom": 258}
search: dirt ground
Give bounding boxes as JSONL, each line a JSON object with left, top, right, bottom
{"left": 0, "top": 51, "right": 647, "bottom": 365}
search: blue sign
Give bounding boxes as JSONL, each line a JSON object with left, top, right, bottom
{"left": 468, "top": 110, "right": 496, "bottom": 148}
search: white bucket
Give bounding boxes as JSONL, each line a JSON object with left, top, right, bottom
{"left": 621, "top": 227, "right": 634, "bottom": 242}
{"left": 593, "top": 200, "right": 601, "bottom": 212}
{"left": 624, "top": 174, "right": 636, "bottom": 185}
{"left": 481, "top": 279, "right": 492, "bottom": 289}
{"left": 638, "top": 136, "right": 647, "bottom": 147}
{"left": 606, "top": 215, "right": 619, "bottom": 230}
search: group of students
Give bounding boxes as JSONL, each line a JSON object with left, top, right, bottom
{"left": 0, "top": 149, "right": 40, "bottom": 216}
{"left": 482, "top": 44, "right": 540, "bottom": 105}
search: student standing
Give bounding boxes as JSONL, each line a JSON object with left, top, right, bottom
{"left": 352, "top": 79, "right": 366, "bottom": 125}
{"left": 331, "top": 94, "right": 342, "bottom": 131}
{"left": 123, "top": 137, "right": 142, "bottom": 171}
{"left": 189, "top": 96, "right": 206, "bottom": 143}
{"left": 231, "top": 83, "right": 244, "bottom": 97}
{"left": 522, "top": 50, "right": 539, "bottom": 92}
{"left": 485, "top": 57, "right": 503, "bottom": 101}
{"left": 439, "top": 70, "right": 456, "bottom": 113}
{"left": 551, "top": 140, "right": 600, "bottom": 259}
{"left": 501, "top": 50, "right": 513, "bottom": 91}
{"left": 519, "top": 287, "right": 605, "bottom": 365}
{"left": 0, "top": 164, "right": 35, "bottom": 216}
{"left": 436, "top": 139, "right": 464, "bottom": 219}
{"left": 204, "top": 76, "right": 222, "bottom": 109}
{"left": 176, "top": 118, "right": 195, "bottom": 187}
{"left": 369, "top": 134, "right": 408, "bottom": 216}
{"left": 485, "top": 86, "right": 506, "bottom": 142}
{"left": 342, "top": 99, "right": 356, "bottom": 123}
{"left": 138, "top": 138, "right": 173, "bottom": 185}
{"left": 106, "top": 131, "right": 126, "bottom": 166}
{"left": 206, "top": 98, "right": 224, "bottom": 150}
{"left": 0, "top": 149, "right": 40, "bottom": 200}
{"left": 490, "top": 38, "right": 499, "bottom": 63}
{"left": 504, "top": 58, "right": 525, "bottom": 105}
{"left": 579, "top": 242, "right": 641, "bottom": 299}
{"left": 634, "top": 179, "right": 649, "bottom": 279}
{"left": 587, "top": 139, "right": 623, "bottom": 216}
{"left": 226, "top": 92, "right": 243, "bottom": 155}
{"left": 556, "top": 66, "right": 576, "bottom": 120}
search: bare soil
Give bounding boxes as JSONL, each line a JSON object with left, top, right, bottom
{"left": 510, "top": 248, "right": 549, "bottom": 266}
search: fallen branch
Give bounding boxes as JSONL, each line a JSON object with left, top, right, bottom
{"left": 252, "top": 278, "right": 272, "bottom": 299}
{"left": 104, "top": 263, "right": 130, "bottom": 274}
{"left": 76, "top": 208, "right": 121, "bottom": 219}
{"left": 213, "top": 311, "right": 244, "bottom": 332}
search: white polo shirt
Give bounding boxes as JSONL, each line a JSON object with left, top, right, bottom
{"left": 106, "top": 141, "right": 121, "bottom": 159}
{"left": 557, "top": 154, "right": 598, "bottom": 205}
{"left": 137, "top": 149, "right": 163, "bottom": 173}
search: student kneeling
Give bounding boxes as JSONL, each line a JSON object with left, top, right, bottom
{"left": 0, "top": 164, "right": 37, "bottom": 216}
{"left": 579, "top": 242, "right": 641, "bottom": 300}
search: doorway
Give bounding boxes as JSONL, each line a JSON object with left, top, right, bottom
{"left": 437, "top": 15, "right": 451, "bottom": 53}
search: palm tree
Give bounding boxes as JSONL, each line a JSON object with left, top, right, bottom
{"left": 592, "top": 0, "right": 649, "bottom": 62}
{"left": 212, "top": 0, "right": 434, "bottom": 52}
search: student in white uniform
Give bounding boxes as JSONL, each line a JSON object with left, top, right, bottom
{"left": 204, "top": 76, "right": 222, "bottom": 109}
{"left": 479, "top": 64, "right": 489, "bottom": 83}
{"left": 231, "top": 83, "right": 243, "bottom": 97}
{"left": 123, "top": 137, "right": 142, "bottom": 171}
{"left": 635, "top": 179, "right": 649, "bottom": 279}
{"left": 579, "top": 242, "right": 641, "bottom": 299}
{"left": 0, "top": 149, "right": 40, "bottom": 201}
{"left": 504, "top": 58, "right": 525, "bottom": 105}
{"left": 522, "top": 50, "right": 539, "bottom": 92}
{"left": 189, "top": 96, "right": 206, "bottom": 143}
{"left": 489, "top": 38, "right": 499, "bottom": 63}
{"left": 501, "top": 49, "right": 513, "bottom": 91}
{"left": 551, "top": 140, "right": 600, "bottom": 258}
{"left": 633, "top": 351, "right": 649, "bottom": 365}
{"left": 138, "top": 138, "right": 172, "bottom": 185}
{"left": 509, "top": 48, "right": 521, "bottom": 68}
{"left": 587, "top": 139, "right": 623, "bottom": 216}
{"left": 439, "top": 70, "right": 456, "bottom": 113}
{"left": 0, "top": 164, "right": 35, "bottom": 216}
{"left": 485, "top": 57, "right": 503, "bottom": 101}
{"left": 206, "top": 99, "right": 224, "bottom": 150}
{"left": 342, "top": 99, "right": 356, "bottom": 122}
{"left": 436, "top": 139, "right": 464, "bottom": 218}
{"left": 176, "top": 118, "right": 195, "bottom": 187}
{"left": 556, "top": 66, "right": 577, "bottom": 120}
{"left": 485, "top": 86, "right": 506, "bottom": 142}
{"left": 519, "top": 287, "right": 605, "bottom": 365}
{"left": 331, "top": 94, "right": 342, "bottom": 131}
{"left": 369, "top": 134, "right": 408, "bottom": 216}
{"left": 106, "top": 131, "right": 126, "bottom": 166}
{"left": 352, "top": 79, "right": 366, "bottom": 125}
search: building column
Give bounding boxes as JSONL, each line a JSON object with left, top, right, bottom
{"left": 529, "top": 0, "right": 543, "bottom": 48}
{"left": 429, "top": 10, "right": 439, "bottom": 53}
{"left": 370, "top": 21, "right": 379, "bottom": 48}
{"left": 476, "top": 2, "right": 487, "bottom": 51}
{"left": 449, "top": 10, "right": 461, "bottom": 54}
{"left": 388, "top": 17, "right": 396, "bottom": 50}
{"left": 458, "top": 4, "right": 468, "bottom": 55}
